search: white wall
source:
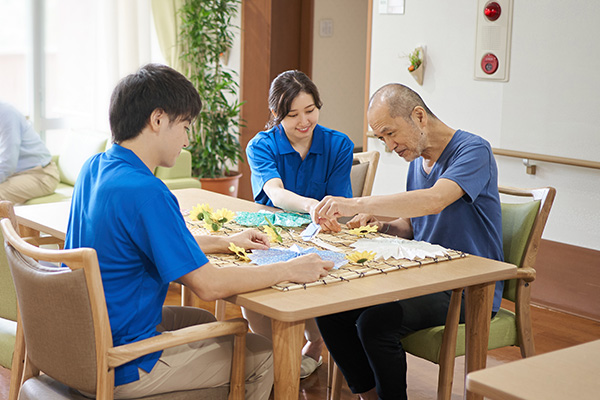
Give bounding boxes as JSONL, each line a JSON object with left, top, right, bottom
{"left": 368, "top": 0, "right": 600, "bottom": 251}
{"left": 312, "top": 0, "right": 368, "bottom": 148}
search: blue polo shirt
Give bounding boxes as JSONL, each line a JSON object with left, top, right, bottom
{"left": 246, "top": 124, "right": 354, "bottom": 206}
{"left": 64, "top": 144, "right": 209, "bottom": 386}
{"left": 408, "top": 130, "right": 505, "bottom": 312}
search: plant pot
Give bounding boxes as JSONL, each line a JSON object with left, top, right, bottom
{"left": 199, "top": 172, "right": 243, "bottom": 198}
{"left": 409, "top": 64, "right": 424, "bottom": 85}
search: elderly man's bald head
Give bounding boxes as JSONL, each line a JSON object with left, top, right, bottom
{"left": 369, "top": 84, "right": 436, "bottom": 121}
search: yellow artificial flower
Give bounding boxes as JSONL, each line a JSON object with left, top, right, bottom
{"left": 202, "top": 213, "right": 223, "bottom": 232}
{"left": 228, "top": 242, "right": 250, "bottom": 262}
{"left": 347, "top": 225, "right": 379, "bottom": 236}
{"left": 213, "top": 208, "right": 236, "bottom": 224}
{"left": 262, "top": 216, "right": 283, "bottom": 243}
{"left": 263, "top": 224, "right": 282, "bottom": 243}
{"left": 346, "top": 250, "right": 376, "bottom": 264}
{"left": 190, "top": 203, "right": 213, "bottom": 221}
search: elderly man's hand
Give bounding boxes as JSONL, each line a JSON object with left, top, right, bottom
{"left": 313, "top": 195, "right": 357, "bottom": 224}
{"left": 346, "top": 213, "right": 383, "bottom": 230}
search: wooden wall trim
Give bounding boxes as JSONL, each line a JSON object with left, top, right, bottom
{"left": 532, "top": 239, "right": 600, "bottom": 322}
{"left": 362, "top": 0, "right": 373, "bottom": 152}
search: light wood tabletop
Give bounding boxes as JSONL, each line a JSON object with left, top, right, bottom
{"left": 466, "top": 339, "right": 600, "bottom": 400}
{"left": 14, "top": 188, "right": 518, "bottom": 400}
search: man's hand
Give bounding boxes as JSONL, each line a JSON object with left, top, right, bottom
{"left": 283, "top": 253, "right": 334, "bottom": 283}
{"left": 309, "top": 203, "right": 342, "bottom": 233}
{"left": 347, "top": 213, "right": 383, "bottom": 230}
{"left": 228, "top": 229, "right": 270, "bottom": 251}
{"left": 312, "top": 196, "right": 357, "bottom": 227}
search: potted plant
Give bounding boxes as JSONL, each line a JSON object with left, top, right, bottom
{"left": 407, "top": 46, "right": 425, "bottom": 85}
{"left": 179, "top": 0, "right": 243, "bottom": 196}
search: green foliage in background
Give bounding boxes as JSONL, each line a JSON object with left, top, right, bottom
{"left": 179, "top": 0, "right": 243, "bottom": 178}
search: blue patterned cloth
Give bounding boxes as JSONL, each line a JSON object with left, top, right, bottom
{"left": 248, "top": 244, "right": 347, "bottom": 269}
{"left": 235, "top": 210, "right": 312, "bottom": 227}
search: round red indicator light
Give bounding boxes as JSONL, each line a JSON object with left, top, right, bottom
{"left": 484, "top": 2, "right": 501, "bottom": 21}
{"left": 481, "top": 53, "right": 499, "bottom": 74}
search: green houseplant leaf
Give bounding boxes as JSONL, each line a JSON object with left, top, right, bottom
{"left": 179, "top": 0, "right": 244, "bottom": 179}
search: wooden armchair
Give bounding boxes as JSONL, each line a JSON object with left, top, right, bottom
{"left": 350, "top": 151, "right": 380, "bottom": 197}
{"left": 329, "top": 185, "right": 556, "bottom": 400}
{"left": 400, "top": 185, "right": 556, "bottom": 399}
{"left": 2, "top": 218, "right": 248, "bottom": 400}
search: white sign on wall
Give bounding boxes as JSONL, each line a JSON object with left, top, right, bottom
{"left": 379, "top": 0, "right": 405, "bottom": 15}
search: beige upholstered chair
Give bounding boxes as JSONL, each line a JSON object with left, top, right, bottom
{"left": 350, "top": 151, "right": 380, "bottom": 197}
{"left": 2, "top": 218, "right": 248, "bottom": 400}
{"left": 329, "top": 185, "right": 556, "bottom": 400}
{"left": 0, "top": 201, "right": 19, "bottom": 369}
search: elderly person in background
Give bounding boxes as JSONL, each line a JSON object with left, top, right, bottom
{"left": 0, "top": 101, "right": 59, "bottom": 204}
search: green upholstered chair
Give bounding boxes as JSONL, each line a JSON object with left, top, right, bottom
{"left": 328, "top": 186, "right": 556, "bottom": 400}
{"left": 400, "top": 186, "right": 556, "bottom": 400}
{"left": 154, "top": 149, "right": 202, "bottom": 190}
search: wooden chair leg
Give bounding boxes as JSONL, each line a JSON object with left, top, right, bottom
{"left": 215, "top": 299, "right": 227, "bottom": 321}
{"left": 330, "top": 362, "right": 343, "bottom": 400}
{"left": 515, "top": 280, "right": 535, "bottom": 358}
{"left": 8, "top": 312, "right": 25, "bottom": 400}
{"left": 436, "top": 288, "right": 463, "bottom": 400}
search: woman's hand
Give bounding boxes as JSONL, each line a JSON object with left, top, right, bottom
{"left": 228, "top": 229, "right": 270, "bottom": 251}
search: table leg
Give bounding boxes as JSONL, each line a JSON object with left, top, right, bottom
{"left": 464, "top": 282, "right": 494, "bottom": 400}
{"left": 271, "top": 319, "right": 305, "bottom": 399}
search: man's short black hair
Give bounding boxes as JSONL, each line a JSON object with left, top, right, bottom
{"left": 109, "top": 63, "right": 202, "bottom": 143}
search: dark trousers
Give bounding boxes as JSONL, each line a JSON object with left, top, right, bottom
{"left": 316, "top": 290, "right": 466, "bottom": 400}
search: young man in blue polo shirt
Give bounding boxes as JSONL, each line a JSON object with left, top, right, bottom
{"left": 313, "top": 83, "right": 504, "bottom": 400}
{"left": 64, "top": 64, "right": 333, "bottom": 399}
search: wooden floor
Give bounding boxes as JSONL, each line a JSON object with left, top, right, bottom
{"left": 2, "top": 284, "right": 599, "bottom": 399}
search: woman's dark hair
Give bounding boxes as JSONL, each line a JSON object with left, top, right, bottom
{"left": 109, "top": 63, "right": 202, "bottom": 143}
{"left": 266, "top": 70, "right": 322, "bottom": 129}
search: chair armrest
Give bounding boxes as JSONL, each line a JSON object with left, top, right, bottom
{"left": 107, "top": 318, "right": 248, "bottom": 368}
{"left": 23, "top": 236, "right": 65, "bottom": 247}
{"left": 515, "top": 267, "right": 536, "bottom": 282}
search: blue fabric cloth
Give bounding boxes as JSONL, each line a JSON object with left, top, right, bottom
{"left": 246, "top": 124, "right": 354, "bottom": 207}
{"left": 65, "top": 144, "right": 209, "bottom": 386}
{"left": 0, "top": 101, "right": 52, "bottom": 183}
{"left": 408, "top": 129, "right": 504, "bottom": 312}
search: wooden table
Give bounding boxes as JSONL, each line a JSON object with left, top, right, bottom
{"left": 466, "top": 339, "right": 600, "bottom": 400}
{"left": 15, "top": 188, "right": 517, "bottom": 400}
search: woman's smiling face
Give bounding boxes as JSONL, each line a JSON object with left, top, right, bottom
{"left": 280, "top": 91, "right": 320, "bottom": 143}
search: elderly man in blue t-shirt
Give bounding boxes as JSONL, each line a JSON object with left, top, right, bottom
{"left": 313, "top": 83, "right": 504, "bottom": 400}
{"left": 0, "top": 101, "right": 59, "bottom": 204}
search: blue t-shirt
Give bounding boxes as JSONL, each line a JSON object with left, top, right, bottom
{"left": 246, "top": 124, "right": 354, "bottom": 206}
{"left": 64, "top": 144, "right": 209, "bottom": 386}
{"left": 407, "top": 130, "right": 505, "bottom": 312}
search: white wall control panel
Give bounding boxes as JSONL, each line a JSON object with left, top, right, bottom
{"left": 474, "top": 0, "right": 513, "bottom": 81}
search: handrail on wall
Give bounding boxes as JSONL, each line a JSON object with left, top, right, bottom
{"left": 492, "top": 148, "right": 600, "bottom": 175}
{"left": 366, "top": 131, "right": 600, "bottom": 174}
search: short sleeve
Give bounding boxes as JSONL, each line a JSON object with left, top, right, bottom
{"left": 246, "top": 136, "right": 282, "bottom": 202}
{"left": 325, "top": 135, "right": 354, "bottom": 198}
{"left": 133, "top": 191, "right": 209, "bottom": 283}
{"left": 440, "top": 142, "right": 494, "bottom": 203}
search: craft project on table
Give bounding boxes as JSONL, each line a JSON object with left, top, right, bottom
{"left": 183, "top": 210, "right": 468, "bottom": 291}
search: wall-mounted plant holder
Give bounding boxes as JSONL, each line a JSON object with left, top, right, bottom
{"left": 408, "top": 46, "right": 425, "bottom": 85}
